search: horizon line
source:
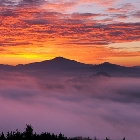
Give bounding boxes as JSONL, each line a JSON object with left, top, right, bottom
{"left": 0, "top": 56, "right": 139, "bottom": 67}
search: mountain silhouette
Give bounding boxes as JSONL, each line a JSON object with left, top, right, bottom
{"left": 0, "top": 64, "right": 13, "bottom": 71}
{"left": 0, "top": 57, "right": 140, "bottom": 77}
{"left": 92, "top": 62, "right": 125, "bottom": 72}
{"left": 94, "top": 72, "right": 111, "bottom": 77}
{"left": 15, "top": 57, "right": 91, "bottom": 71}
{"left": 90, "top": 62, "right": 140, "bottom": 77}
{"left": 133, "top": 66, "right": 140, "bottom": 69}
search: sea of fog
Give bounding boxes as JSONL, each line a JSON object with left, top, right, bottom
{"left": 0, "top": 71, "right": 140, "bottom": 140}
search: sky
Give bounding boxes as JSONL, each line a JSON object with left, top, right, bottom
{"left": 0, "top": 0, "right": 140, "bottom": 66}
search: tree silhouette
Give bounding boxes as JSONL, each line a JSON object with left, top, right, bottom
{"left": 93, "top": 136, "right": 98, "bottom": 140}
{"left": 105, "top": 137, "right": 109, "bottom": 140}
{"left": 0, "top": 125, "right": 126, "bottom": 140}
{"left": 0, "top": 132, "right": 5, "bottom": 140}
{"left": 24, "top": 124, "right": 33, "bottom": 140}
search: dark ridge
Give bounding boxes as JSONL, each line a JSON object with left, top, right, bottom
{"left": 0, "top": 57, "right": 140, "bottom": 77}
{"left": 97, "top": 62, "right": 122, "bottom": 70}
{"left": 94, "top": 72, "right": 111, "bottom": 77}
{"left": 0, "top": 64, "right": 14, "bottom": 71}
{"left": 14, "top": 57, "right": 92, "bottom": 70}
{"left": 90, "top": 61, "right": 140, "bottom": 76}
{"left": 133, "top": 66, "right": 140, "bottom": 69}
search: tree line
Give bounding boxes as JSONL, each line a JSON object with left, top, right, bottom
{"left": 0, "top": 124, "right": 125, "bottom": 140}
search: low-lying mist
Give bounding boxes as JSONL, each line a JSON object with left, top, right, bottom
{"left": 0, "top": 71, "right": 140, "bottom": 140}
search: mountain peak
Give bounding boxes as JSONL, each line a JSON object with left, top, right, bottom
{"left": 101, "top": 62, "right": 113, "bottom": 65}
{"left": 52, "top": 56, "right": 65, "bottom": 59}
{"left": 51, "top": 57, "right": 69, "bottom": 61}
{"left": 99, "top": 62, "right": 121, "bottom": 68}
{"left": 95, "top": 72, "right": 111, "bottom": 77}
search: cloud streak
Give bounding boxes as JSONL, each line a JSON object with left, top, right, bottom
{"left": 0, "top": 4, "right": 140, "bottom": 58}
{"left": 0, "top": 0, "right": 140, "bottom": 66}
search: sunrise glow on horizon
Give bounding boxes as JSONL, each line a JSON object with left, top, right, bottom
{"left": 1, "top": 1, "right": 140, "bottom": 139}
{"left": 0, "top": 0, "right": 140, "bottom": 66}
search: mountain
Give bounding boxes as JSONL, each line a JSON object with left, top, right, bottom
{"left": 0, "top": 64, "right": 13, "bottom": 71}
{"left": 92, "top": 62, "right": 127, "bottom": 72}
{"left": 0, "top": 57, "right": 140, "bottom": 77}
{"left": 133, "top": 66, "right": 140, "bottom": 69}
{"left": 15, "top": 57, "right": 91, "bottom": 71}
{"left": 94, "top": 72, "right": 111, "bottom": 77}
{"left": 90, "top": 62, "right": 140, "bottom": 77}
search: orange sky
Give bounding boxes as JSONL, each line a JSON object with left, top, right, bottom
{"left": 0, "top": 0, "right": 140, "bottom": 66}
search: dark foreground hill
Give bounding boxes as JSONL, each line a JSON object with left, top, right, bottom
{"left": 0, "top": 57, "right": 140, "bottom": 77}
